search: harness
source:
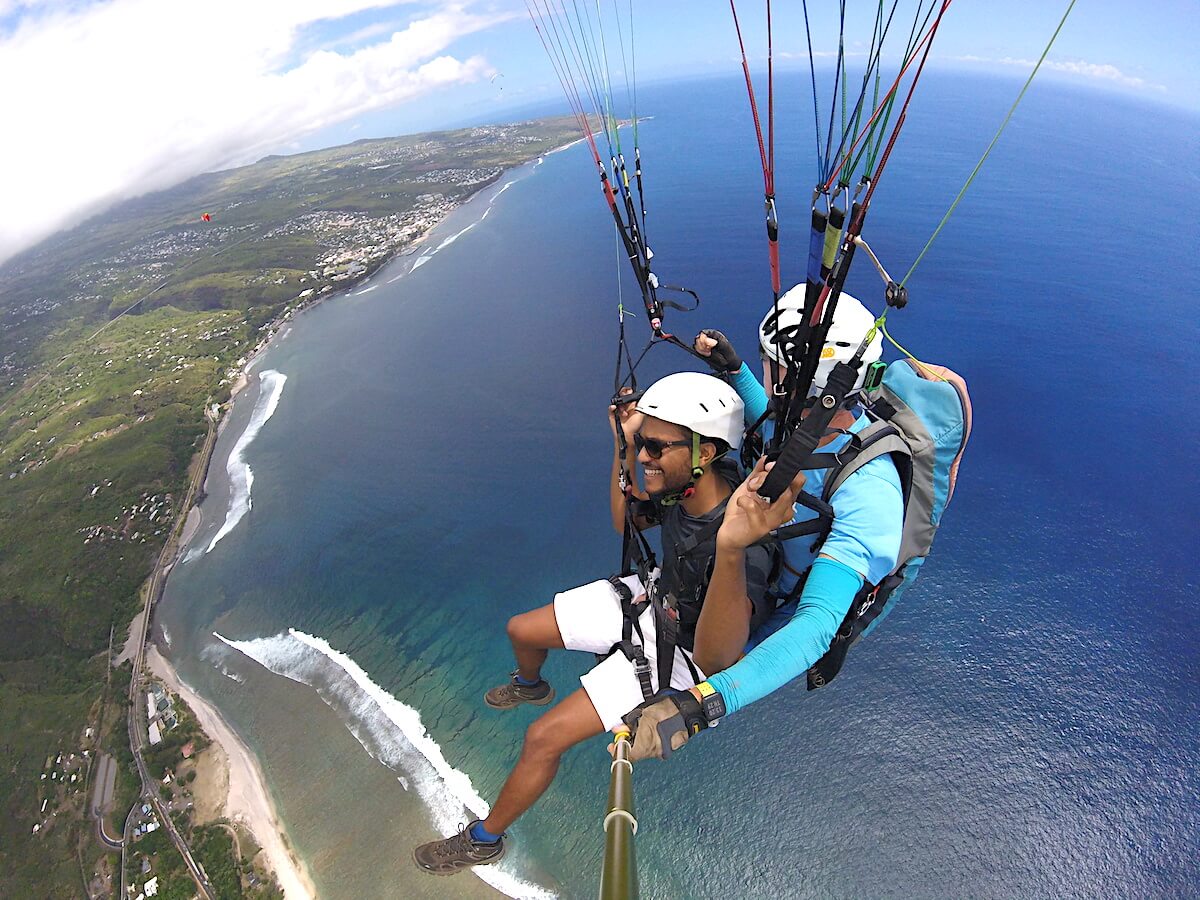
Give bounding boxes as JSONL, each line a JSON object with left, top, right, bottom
{"left": 605, "top": 470, "right": 741, "bottom": 702}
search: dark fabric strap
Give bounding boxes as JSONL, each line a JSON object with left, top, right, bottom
{"left": 651, "top": 593, "right": 679, "bottom": 701}
{"left": 671, "top": 515, "right": 725, "bottom": 559}
{"left": 806, "top": 566, "right": 907, "bottom": 690}
{"left": 820, "top": 422, "right": 902, "bottom": 503}
{"left": 607, "top": 575, "right": 655, "bottom": 700}
{"left": 769, "top": 517, "right": 831, "bottom": 543}
{"left": 758, "top": 359, "right": 861, "bottom": 501}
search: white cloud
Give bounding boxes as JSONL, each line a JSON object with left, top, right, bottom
{"left": 953, "top": 55, "right": 1166, "bottom": 93}
{"left": 0, "top": 1, "right": 513, "bottom": 264}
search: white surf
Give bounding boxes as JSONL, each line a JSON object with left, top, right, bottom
{"left": 205, "top": 370, "right": 287, "bottom": 554}
{"left": 213, "top": 628, "right": 555, "bottom": 899}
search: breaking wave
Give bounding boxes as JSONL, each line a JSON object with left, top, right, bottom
{"left": 434, "top": 221, "right": 477, "bottom": 252}
{"left": 213, "top": 628, "right": 555, "bottom": 900}
{"left": 205, "top": 370, "right": 286, "bottom": 554}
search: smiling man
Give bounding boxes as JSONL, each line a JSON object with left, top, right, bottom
{"left": 413, "top": 371, "right": 776, "bottom": 875}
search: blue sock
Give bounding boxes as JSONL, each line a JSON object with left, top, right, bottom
{"left": 471, "top": 821, "right": 503, "bottom": 844}
{"left": 513, "top": 673, "right": 539, "bottom": 686}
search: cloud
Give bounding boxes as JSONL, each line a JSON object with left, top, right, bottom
{"left": 953, "top": 55, "right": 1166, "bottom": 93}
{"left": 0, "top": 1, "right": 513, "bottom": 265}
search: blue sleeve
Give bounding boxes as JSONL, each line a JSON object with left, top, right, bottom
{"left": 707, "top": 557, "right": 863, "bottom": 716}
{"left": 730, "top": 362, "right": 768, "bottom": 425}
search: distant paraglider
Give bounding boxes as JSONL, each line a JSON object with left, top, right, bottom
{"left": 200, "top": 213, "right": 211, "bottom": 222}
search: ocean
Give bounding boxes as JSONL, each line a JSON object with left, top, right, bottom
{"left": 155, "top": 72, "right": 1200, "bottom": 898}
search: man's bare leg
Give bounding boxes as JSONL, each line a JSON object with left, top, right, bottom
{"left": 506, "top": 603, "right": 565, "bottom": 682}
{"left": 482, "top": 688, "right": 604, "bottom": 834}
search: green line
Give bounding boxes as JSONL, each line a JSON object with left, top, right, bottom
{"left": 900, "top": 0, "right": 1077, "bottom": 286}
{"left": 839, "top": 1, "right": 849, "bottom": 148}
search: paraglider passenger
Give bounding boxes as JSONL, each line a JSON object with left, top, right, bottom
{"left": 412, "top": 372, "right": 776, "bottom": 875}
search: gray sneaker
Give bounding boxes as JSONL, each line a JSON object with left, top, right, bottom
{"left": 413, "top": 820, "right": 505, "bottom": 875}
{"left": 484, "top": 671, "right": 555, "bottom": 709}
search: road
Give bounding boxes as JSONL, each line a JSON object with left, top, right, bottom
{"left": 90, "top": 754, "right": 123, "bottom": 850}
{"left": 121, "top": 407, "right": 219, "bottom": 900}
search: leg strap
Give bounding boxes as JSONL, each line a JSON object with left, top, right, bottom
{"left": 606, "top": 575, "right": 655, "bottom": 701}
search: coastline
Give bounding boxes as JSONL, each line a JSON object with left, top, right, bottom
{"left": 174, "top": 137, "right": 576, "bottom": 556}
{"left": 222, "top": 151, "right": 551, "bottom": 378}
{"left": 138, "top": 142, "right": 578, "bottom": 898}
{"left": 147, "top": 644, "right": 318, "bottom": 900}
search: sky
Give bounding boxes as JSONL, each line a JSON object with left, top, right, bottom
{"left": 0, "top": 0, "right": 1195, "bottom": 267}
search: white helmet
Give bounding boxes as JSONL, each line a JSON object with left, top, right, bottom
{"left": 636, "top": 372, "right": 744, "bottom": 450}
{"left": 758, "top": 285, "right": 882, "bottom": 392}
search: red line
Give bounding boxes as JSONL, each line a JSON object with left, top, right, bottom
{"left": 729, "top": 0, "right": 773, "bottom": 197}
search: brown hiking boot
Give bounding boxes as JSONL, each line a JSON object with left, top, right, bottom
{"left": 484, "top": 671, "right": 555, "bottom": 709}
{"left": 413, "top": 820, "right": 505, "bottom": 876}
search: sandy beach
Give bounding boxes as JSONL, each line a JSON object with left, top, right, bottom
{"left": 147, "top": 645, "right": 317, "bottom": 900}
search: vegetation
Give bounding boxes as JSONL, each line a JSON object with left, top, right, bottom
{"left": 127, "top": 827, "right": 194, "bottom": 900}
{"left": 193, "top": 825, "right": 243, "bottom": 899}
{"left": 0, "top": 115, "right": 580, "bottom": 898}
{"left": 143, "top": 692, "right": 208, "bottom": 779}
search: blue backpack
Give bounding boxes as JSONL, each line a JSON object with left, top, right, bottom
{"left": 806, "top": 357, "right": 973, "bottom": 689}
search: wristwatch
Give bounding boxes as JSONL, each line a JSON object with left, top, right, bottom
{"left": 695, "top": 681, "right": 726, "bottom": 725}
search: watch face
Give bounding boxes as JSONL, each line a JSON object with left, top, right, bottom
{"left": 702, "top": 692, "right": 725, "bottom": 723}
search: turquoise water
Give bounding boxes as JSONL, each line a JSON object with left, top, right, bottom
{"left": 157, "top": 73, "right": 1199, "bottom": 898}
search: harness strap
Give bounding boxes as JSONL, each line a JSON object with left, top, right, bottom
{"left": 769, "top": 517, "right": 831, "bottom": 543}
{"left": 822, "top": 424, "right": 910, "bottom": 502}
{"left": 791, "top": 490, "right": 834, "bottom": 520}
{"left": 758, "top": 358, "right": 862, "bottom": 502}
{"left": 607, "top": 575, "right": 655, "bottom": 700}
{"left": 652, "top": 592, "right": 679, "bottom": 701}
{"left": 806, "top": 566, "right": 907, "bottom": 690}
{"left": 621, "top": 496, "right": 659, "bottom": 583}
{"left": 671, "top": 515, "right": 725, "bottom": 559}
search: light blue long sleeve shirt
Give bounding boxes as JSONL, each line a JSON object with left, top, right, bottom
{"left": 709, "top": 557, "right": 863, "bottom": 713}
{"left": 706, "top": 363, "right": 904, "bottom": 716}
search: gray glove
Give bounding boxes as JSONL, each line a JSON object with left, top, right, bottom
{"left": 619, "top": 690, "right": 708, "bottom": 761}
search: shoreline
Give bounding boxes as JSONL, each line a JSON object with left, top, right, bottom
{"left": 175, "top": 141, "right": 571, "bottom": 557}
{"left": 140, "top": 141, "right": 575, "bottom": 898}
{"left": 147, "top": 644, "right": 318, "bottom": 900}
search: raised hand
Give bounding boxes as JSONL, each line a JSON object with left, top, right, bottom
{"left": 717, "top": 456, "right": 807, "bottom": 551}
{"left": 608, "top": 386, "right": 644, "bottom": 445}
{"left": 693, "top": 329, "right": 743, "bottom": 375}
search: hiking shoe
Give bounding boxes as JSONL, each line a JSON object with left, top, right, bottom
{"left": 413, "top": 820, "right": 505, "bottom": 875}
{"left": 484, "top": 671, "right": 555, "bottom": 709}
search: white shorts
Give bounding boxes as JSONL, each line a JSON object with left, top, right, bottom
{"left": 553, "top": 573, "right": 706, "bottom": 730}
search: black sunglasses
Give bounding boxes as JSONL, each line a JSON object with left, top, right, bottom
{"left": 633, "top": 433, "right": 691, "bottom": 459}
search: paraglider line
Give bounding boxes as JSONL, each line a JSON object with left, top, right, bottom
{"left": 899, "top": 0, "right": 1077, "bottom": 287}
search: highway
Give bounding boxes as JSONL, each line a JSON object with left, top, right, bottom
{"left": 121, "top": 408, "right": 219, "bottom": 900}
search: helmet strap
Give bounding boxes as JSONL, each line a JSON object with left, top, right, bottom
{"left": 661, "top": 433, "right": 705, "bottom": 506}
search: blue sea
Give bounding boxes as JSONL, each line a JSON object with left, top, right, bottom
{"left": 156, "top": 72, "right": 1200, "bottom": 899}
